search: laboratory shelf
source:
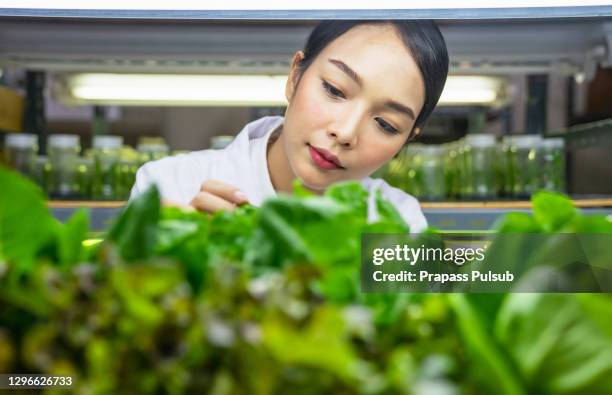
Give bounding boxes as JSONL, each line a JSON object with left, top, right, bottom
{"left": 1, "top": 5, "right": 612, "bottom": 19}
{"left": 548, "top": 118, "right": 612, "bottom": 150}
{"left": 49, "top": 199, "right": 612, "bottom": 232}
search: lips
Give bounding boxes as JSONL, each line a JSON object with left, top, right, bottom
{"left": 308, "top": 144, "right": 345, "bottom": 170}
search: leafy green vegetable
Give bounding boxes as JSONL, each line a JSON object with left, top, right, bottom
{"left": 374, "top": 189, "right": 409, "bottom": 233}
{"left": 107, "top": 185, "right": 160, "bottom": 261}
{"left": 495, "top": 212, "right": 541, "bottom": 233}
{"left": 496, "top": 294, "right": 612, "bottom": 394}
{"left": 292, "top": 178, "right": 315, "bottom": 198}
{"left": 56, "top": 208, "right": 90, "bottom": 269}
{"left": 262, "top": 306, "right": 362, "bottom": 383}
{"left": 0, "top": 166, "right": 55, "bottom": 271}
{"left": 532, "top": 191, "right": 577, "bottom": 232}
{"left": 485, "top": 190, "right": 612, "bottom": 292}
{"left": 449, "top": 294, "right": 525, "bottom": 395}
{"left": 324, "top": 181, "right": 368, "bottom": 218}
{"left": 1, "top": 169, "right": 612, "bottom": 394}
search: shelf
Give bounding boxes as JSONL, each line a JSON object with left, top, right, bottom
{"left": 1, "top": 4, "right": 612, "bottom": 19}
{"left": 0, "top": 18, "right": 609, "bottom": 77}
{"left": 49, "top": 200, "right": 125, "bottom": 208}
{"left": 423, "top": 198, "right": 612, "bottom": 229}
{"left": 421, "top": 198, "right": 612, "bottom": 209}
{"left": 423, "top": 207, "right": 612, "bottom": 230}
{"left": 49, "top": 201, "right": 125, "bottom": 230}
{"left": 50, "top": 197, "right": 612, "bottom": 210}
{"left": 49, "top": 199, "right": 612, "bottom": 231}
{"left": 548, "top": 118, "right": 612, "bottom": 150}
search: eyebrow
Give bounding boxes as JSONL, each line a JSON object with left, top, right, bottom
{"left": 328, "top": 57, "right": 416, "bottom": 121}
{"left": 385, "top": 100, "right": 416, "bottom": 121}
{"left": 329, "top": 58, "right": 362, "bottom": 86}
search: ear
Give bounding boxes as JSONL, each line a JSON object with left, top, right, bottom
{"left": 285, "top": 51, "right": 305, "bottom": 103}
{"left": 410, "top": 127, "right": 422, "bottom": 140}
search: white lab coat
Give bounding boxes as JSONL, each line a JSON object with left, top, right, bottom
{"left": 130, "top": 116, "right": 428, "bottom": 232}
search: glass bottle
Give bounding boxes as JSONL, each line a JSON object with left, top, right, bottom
{"left": 379, "top": 145, "right": 409, "bottom": 190}
{"left": 48, "top": 134, "right": 82, "bottom": 199}
{"left": 443, "top": 141, "right": 460, "bottom": 200}
{"left": 463, "top": 134, "right": 497, "bottom": 200}
{"left": 539, "top": 138, "right": 565, "bottom": 193}
{"left": 77, "top": 156, "right": 94, "bottom": 199}
{"left": 501, "top": 136, "right": 517, "bottom": 199}
{"left": 420, "top": 145, "right": 446, "bottom": 201}
{"left": 137, "top": 137, "right": 169, "bottom": 165}
{"left": 91, "top": 135, "right": 124, "bottom": 200}
{"left": 117, "top": 146, "right": 140, "bottom": 200}
{"left": 405, "top": 144, "right": 425, "bottom": 198}
{"left": 31, "top": 155, "right": 51, "bottom": 192}
{"left": 137, "top": 143, "right": 169, "bottom": 165}
{"left": 509, "top": 135, "right": 542, "bottom": 199}
{"left": 4, "top": 133, "right": 38, "bottom": 179}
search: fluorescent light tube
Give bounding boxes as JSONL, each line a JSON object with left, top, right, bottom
{"left": 438, "top": 76, "right": 502, "bottom": 105}
{"left": 66, "top": 73, "right": 502, "bottom": 106}
{"left": 68, "top": 74, "right": 288, "bottom": 106}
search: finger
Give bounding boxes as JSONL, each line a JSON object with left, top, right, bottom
{"left": 190, "top": 191, "right": 237, "bottom": 213}
{"left": 200, "top": 179, "right": 249, "bottom": 205}
{"left": 161, "top": 198, "right": 196, "bottom": 212}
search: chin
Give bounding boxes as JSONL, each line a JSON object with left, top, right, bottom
{"left": 293, "top": 162, "right": 332, "bottom": 192}
{"left": 298, "top": 171, "right": 329, "bottom": 192}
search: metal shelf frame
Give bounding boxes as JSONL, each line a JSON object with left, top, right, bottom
{"left": 1, "top": 8, "right": 611, "bottom": 77}
{"left": 1, "top": 6, "right": 612, "bottom": 20}
{"left": 49, "top": 204, "right": 612, "bottom": 232}
{"left": 423, "top": 207, "right": 612, "bottom": 230}
{"left": 548, "top": 118, "right": 612, "bottom": 150}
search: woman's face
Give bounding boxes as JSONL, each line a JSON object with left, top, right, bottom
{"left": 282, "top": 23, "right": 426, "bottom": 192}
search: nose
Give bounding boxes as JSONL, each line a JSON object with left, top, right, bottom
{"left": 327, "top": 114, "right": 360, "bottom": 149}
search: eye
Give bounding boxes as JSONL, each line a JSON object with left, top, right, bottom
{"left": 322, "top": 80, "right": 346, "bottom": 99}
{"left": 375, "top": 117, "right": 400, "bottom": 135}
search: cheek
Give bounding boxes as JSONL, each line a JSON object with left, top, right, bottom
{"left": 287, "top": 81, "right": 333, "bottom": 137}
{"left": 355, "top": 134, "right": 404, "bottom": 173}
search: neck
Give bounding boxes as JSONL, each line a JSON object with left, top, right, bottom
{"left": 266, "top": 128, "right": 295, "bottom": 194}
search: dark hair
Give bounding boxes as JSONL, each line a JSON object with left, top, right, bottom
{"left": 297, "top": 20, "right": 449, "bottom": 132}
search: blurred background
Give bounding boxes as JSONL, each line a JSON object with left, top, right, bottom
{"left": 1, "top": 10, "right": 612, "bottom": 230}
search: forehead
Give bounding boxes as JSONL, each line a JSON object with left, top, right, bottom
{"left": 313, "top": 24, "right": 425, "bottom": 110}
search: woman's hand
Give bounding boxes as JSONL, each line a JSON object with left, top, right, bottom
{"left": 186, "top": 179, "right": 249, "bottom": 213}
{"left": 162, "top": 180, "right": 249, "bottom": 213}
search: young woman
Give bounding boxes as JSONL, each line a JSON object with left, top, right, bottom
{"left": 130, "top": 20, "right": 449, "bottom": 232}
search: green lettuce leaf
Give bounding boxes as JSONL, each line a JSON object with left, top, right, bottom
{"left": 495, "top": 294, "right": 612, "bottom": 394}
{"left": 0, "top": 166, "right": 55, "bottom": 273}
{"left": 107, "top": 185, "right": 160, "bottom": 261}
{"left": 532, "top": 191, "right": 578, "bottom": 232}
